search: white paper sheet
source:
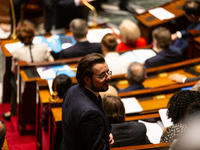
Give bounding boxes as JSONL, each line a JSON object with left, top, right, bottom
{"left": 121, "top": 97, "right": 143, "bottom": 114}
{"left": 159, "top": 108, "right": 173, "bottom": 128}
{"left": 132, "top": 49, "right": 156, "bottom": 63}
{"left": 87, "top": 28, "right": 114, "bottom": 43}
{"left": 148, "top": 7, "right": 175, "bottom": 21}
{"left": 139, "top": 120, "right": 163, "bottom": 144}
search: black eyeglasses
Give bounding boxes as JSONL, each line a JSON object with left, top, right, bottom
{"left": 96, "top": 71, "right": 112, "bottom": 80}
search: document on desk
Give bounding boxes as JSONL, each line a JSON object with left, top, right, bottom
{"left": 159, "top": 108, "right": 173, "bottom": 128}
{"left": 148, "top": 7, "right": 175, "bottom": 20}
{"left": 87, "top": 28, "right": 115, "bottom": 43}
{"left": 121, "top": 97, "right": 143, "bottom": 114}
{"left": 120, "top": 49, "right": 156, "bottom": 64}
{"left": 36, "top": 64, "right": 76, "bottom": 80}
{"left": 138, "top": 120, "right": 163, "bottom": 144}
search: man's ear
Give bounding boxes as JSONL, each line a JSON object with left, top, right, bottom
{"left": 84, "top": 76, "right": 91, "bottom": 85}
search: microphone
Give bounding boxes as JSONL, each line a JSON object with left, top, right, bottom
{"left": 9, "top": 0, "right": 17, "bottom": 41}
{"left": 82, "top": 0, "right": 97, "bottom": 28}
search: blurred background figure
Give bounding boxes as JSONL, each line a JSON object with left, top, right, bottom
{"left": 117, "top": 19, "right": 146, "bottom": 52}
{"left": 101, "top": 33, "right": 132, "bottom": 75}
{"left": 2, "top": 22, "right": 54, "bottom": 121}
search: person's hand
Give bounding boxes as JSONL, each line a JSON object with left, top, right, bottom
{"left": 169, "top": 73, "right": 186, "bottom": 83}
{"left": 171, "top": 33, "right": 178, "bottom": 41}
{"left": 109, "top": 133, "right": 114, "bottom": 148}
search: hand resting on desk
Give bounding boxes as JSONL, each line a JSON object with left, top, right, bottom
{"left": 169, "top": 73, "right": 186, "bottom": 83}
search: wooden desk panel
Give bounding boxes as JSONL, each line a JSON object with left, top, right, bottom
{"left": 110, "top": 142, "right": 171, "bottom": 150}
{"left": 135, "top": 0, "right": 190, "bottom": 43}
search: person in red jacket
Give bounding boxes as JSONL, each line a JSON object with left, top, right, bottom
{"left": 117, "top": 19, "right": 147, "bottom": 52}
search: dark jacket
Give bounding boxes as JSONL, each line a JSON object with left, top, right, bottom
{"left": 112, "top": 121, "right": 151, "bottom": 147}
{"left": 59, "top": 41, "right": 102, "bottom": 59}
{"left": 144, "top": 49, "right": 183, "bottom": 69}
{"left": 170, "top": 21, "right": 200, "bottom": 59}
{"left": 60, "top": 85, "right": 111, "bottom": 150}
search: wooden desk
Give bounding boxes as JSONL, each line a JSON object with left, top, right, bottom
{"left": 135, "top": 0, "right": 190, "bottom": 43}
{"left": 110, "top": 142, "right": 171, "bottom": 150}
{"left": 17, "top": 57, "right": 81, "bottom": 136}
{"left": 38, "top": 78, "right": 197, "bottom": 150}
{"left": 19, "top": 56, "right": 200, "bottom": 136}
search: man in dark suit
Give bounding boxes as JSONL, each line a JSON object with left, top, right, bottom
{"left": 60, "top": 53, "right": 114, "bottom": 150}
{"left": 59, "top": 18, "right": 102, "bottom": 59}
{"left": 118, "top": 62, "right": 147, "bottom": 93}
{"left": 144, "top": 27, "right": 183, "bottom": 69}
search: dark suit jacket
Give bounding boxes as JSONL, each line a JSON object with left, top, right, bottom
{"left": 52, "top": 0, "right": 88, "bottom": 29}
{"left": 60, "top": 85, "right": 111, "bottom": 150}
{"left": 111, "top": 121, "right": 151, "bottom": 147}
{"left": 185, "top": 77, "right": 200, "bottom": 83}
{"left": 59, "top": 41, "right": 102, "bottom": 59}
{"left": 118, "top": 84, "right": 145, "bottom": 93}
{"left": 144, "top": 49, "right": 183, "bottom": 69}
{"left": 170, "top": 21, "right": 200, "bottom": 59}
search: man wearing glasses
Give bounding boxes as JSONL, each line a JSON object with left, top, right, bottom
{"left": 60, "top": 53, "right": 114, "bottom": 150}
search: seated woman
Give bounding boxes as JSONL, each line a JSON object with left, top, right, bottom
{"left": 160, "top": 90, "right": 200, "bottom": 143}
{"left": 2, "top": 21, "right": 54, "bottom": 121}
{"left": 102, "top": 95, "right": 151, "bottom": 147}
{"left": 116, "top": 19, "right": 147, "bottom": 52}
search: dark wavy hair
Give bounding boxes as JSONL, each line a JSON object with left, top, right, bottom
{"left": 102, "top": 95, "right": 125, "bottom": 123}
{"left": 167, "top": 90, "right": 200, "bottom": 124}
{"left": 76, "top": 53, "right": 105, "bottom": 86}
{"left": 183, "top": 0, "right": 200, "bottom": 16}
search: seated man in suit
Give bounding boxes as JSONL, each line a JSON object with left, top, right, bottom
{"left": 101, "top": 33, "right": 132, "bottom": 75}
{"left": 144, "top": 27, "right": 183, "bottom": 69}
{"left": 170, "top": 0, "right": 200, "bottom": 59}
{"left": 59, "top": 18, "right": 102, "bottom": 59}
{"left": 118, "top": 62, "right": 147, "bottom": 93}
{"left": 103, "top": 95, "right": 151, "bottom": 147}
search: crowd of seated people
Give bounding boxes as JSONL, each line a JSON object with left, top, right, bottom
{"left": 3, "top": 0, "right": 200, "bottom": 149}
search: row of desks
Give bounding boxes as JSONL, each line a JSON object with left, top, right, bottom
{"left": 0, "top": 0, "right": 199, "bottom": 149}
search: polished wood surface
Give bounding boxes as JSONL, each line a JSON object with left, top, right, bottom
{"left": 2, "top": 138, "right": 9, "bottom": 150}
{"left": 111, "top": 142, "right": 171, "bottom": 150}
{"left": 135, "top": 0, "right": 190, "bottom": 43}
{"left": 187, "top": 29, "right": 200, "bottom": 59}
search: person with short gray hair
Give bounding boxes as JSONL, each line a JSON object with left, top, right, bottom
{"left": 59, "top": 18, "right": 102, "bottom": 59}
{"left": 118, "top": 62, "right": 147, "bottom": 93}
